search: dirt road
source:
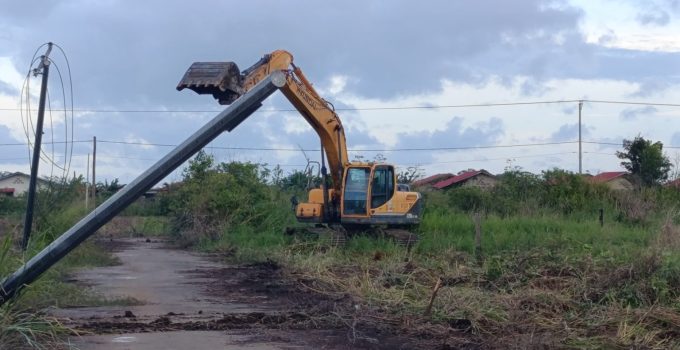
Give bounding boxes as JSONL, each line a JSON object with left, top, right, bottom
{"left": 55, "top": 238, "right": 417, "bottom": 350}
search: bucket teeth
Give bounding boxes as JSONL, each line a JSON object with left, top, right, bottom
{"left": 176, "top": 61, "right": 244, "bottom": 105}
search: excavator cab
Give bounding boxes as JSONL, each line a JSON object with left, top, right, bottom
{"left": 338, "top": 164, "right": 420, "bottom": 226}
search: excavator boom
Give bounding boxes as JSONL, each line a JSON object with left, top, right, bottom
{"left": 178, "top": 50, "right": 349, "bottom": 190}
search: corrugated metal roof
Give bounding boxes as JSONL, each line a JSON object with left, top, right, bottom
{"left": 433, "top": 170, "right": 493, "bottom": 189}
{"left": 0, "top": 171, "right": 49, "bottom": 183}
{"left": 411, "top": 173, "right": 453, "bottom": 187}
{"left": 591, "top": 171, "right": 627, "bottom": 183}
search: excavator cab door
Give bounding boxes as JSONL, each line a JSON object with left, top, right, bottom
{"left": 342, "top": 167, "right": 371, "bottom": 217}
{"left": 370, "top": 165, "right": 395, "bottom": 209}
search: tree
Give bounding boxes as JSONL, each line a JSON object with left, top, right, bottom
{"left": 397, "top": 166, "right": 424, "bottom": 184}
{"left": 616, "top": 136, "right": 671, "bottom": 186}
{"left": 182, "top": 150, "right": 214, "bottom": 181}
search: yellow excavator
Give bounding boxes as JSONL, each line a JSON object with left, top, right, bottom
{"left": 177, "top": 50, "right": 422, "bottom": 244}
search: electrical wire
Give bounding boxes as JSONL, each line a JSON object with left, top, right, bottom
{"left": 91, "top": 139, "right": 581, "bottom": 152}
{"left": 3, "top": 98, "right": 680, "bottom": 114}
{"left": 16, "top": 42, "right": 76, "bottom": 210}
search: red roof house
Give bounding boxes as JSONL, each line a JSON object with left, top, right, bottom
{"left": 411, "top": 173, "right": 453, "bottom": 187}
{"left": 433, "top": 169, "right": 497, "bottom": 190}
{"left": 590, "top": 171, "right": 635, "bottom": 190}
{"left": 665, "top": 178, "right": 680, "bottom": 189}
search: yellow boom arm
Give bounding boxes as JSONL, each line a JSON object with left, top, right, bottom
{"left": 240, "top": 50, "right": 349, "bottom": 189}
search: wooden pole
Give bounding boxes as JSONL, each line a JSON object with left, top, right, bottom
{"left": 473, "top": 212, "right": 483, "bottom": 264}
{"left": 423, "top": 277, "right": 442, "bottom": 317}
{"left": 92, "top": 136, "right": 96, "bottom": 205}
{"left": 85, "top": 153, "right": 90, "bottom": 210}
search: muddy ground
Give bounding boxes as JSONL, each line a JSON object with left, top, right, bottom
{"left": 55, "top": 238, "right": 464, "bottom": 349}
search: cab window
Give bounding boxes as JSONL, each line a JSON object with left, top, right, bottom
{"left": 343, "top": 168, "right": 370, "bottom": 215}
{"left": 371, "top": 166, "right": 394, "bottom": 208}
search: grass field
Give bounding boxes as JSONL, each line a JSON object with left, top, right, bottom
{"left": 168, "top": 165, "right": 680, "bottom": 348}
{"left": 2, "top": 162, "right": 680, "bottom": 348}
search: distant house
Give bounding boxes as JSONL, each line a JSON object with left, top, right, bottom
{"left": 433, "top": 169, "right": 498, "bottom": 190}
{"left": 665, "top": 178, "right": 680, "bottom": 189}
{"left": 0, "top": 172, "right": 49, "bottom": 197}
{"left": 411, "top": 173, "right": 454, "bottom": 188}
{"left": 590, "top": 171, "right": 636, "bottom": 191}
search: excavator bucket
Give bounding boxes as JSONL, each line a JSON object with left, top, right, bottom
{"left": 176, "top": 62, "right": 244, "bottom": 105}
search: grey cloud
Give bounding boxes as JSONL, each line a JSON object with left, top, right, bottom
{"left": 671, "top": 132, "right": 680, "bottom": 147}
{"left": 629, "top": 79, "right": 672, "bottom": 98}
{"left": 637, "top": 8, "right": 671, "bottom": 26}
{"left": 397, "top": 117, "right": 504, "bottom": 149}
{"left": 384, "top": 116, "right": 504, "bottom": 166}
{"left": 0, "top": 81, "right": 16, "bottom": 95}
{"left": 562, "top": 105, "right": 577, "bottom": 115}
{"left": 550, "top": 123, "right": 592, "bottom": 142}
{"left": 619, "top": 106, "right": 657, "bottom": 120}
{"left": 520, "top": 78, "right": 552, "bottom": 96}
{"left": 0, "top": 124, "right": 16, "bottom": 142}
{"left": 597, "top": 31, "right": 617, "bottom": 45}
{"left": 2, "top": 1, "right": 678, "bottom": 106}
{"left": 0, "top": 0, "right": 588, "bottom": 104}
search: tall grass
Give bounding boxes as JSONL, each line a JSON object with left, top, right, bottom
{"left": 0, "top": 179, "right": 126, "bottom": 349}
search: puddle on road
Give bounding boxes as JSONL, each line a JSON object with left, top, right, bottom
{"left": 111, "top": 336, "right": 137, "bottom": 343}
{"left": 116, "top": 276, "right": 138, "bottom": 280}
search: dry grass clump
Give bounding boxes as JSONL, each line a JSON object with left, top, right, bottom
{"left": 0, "top": 303, "right": 72, "bottom": 350}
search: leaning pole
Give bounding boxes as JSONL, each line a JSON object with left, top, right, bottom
{"left": 0, "top": 71, "right": 286, "bottom": 305}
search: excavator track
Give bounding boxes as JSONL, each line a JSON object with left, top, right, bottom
{"left": 285, "top": 226, "right": 347, "bottom": 247}
{"left": 285, "top": 226, "right": 418, "bottom": 248}
{"left": 379, "top": 228, "right": 419, "bottom": 248}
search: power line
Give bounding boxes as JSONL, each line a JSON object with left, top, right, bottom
{"left": 0, "top": 100, "right": 579, "bottom": 113}
{"left": 0, "top": 139, "right": 580, "bottom": 151}
{"left": 95, "top": 139, "right": 580, "bottom": 152}
{"left": 3, "top": 98, "right": 680, "bottom": 114}
{"left": 584, "top": 152, "right": 617, "bottom": 156}
{"left": 0, "top": 140, "right": 90, "bottom": 146}
{"left": 583, "top": 140, "right": 680, "bottom": 149}
{"left": 400, "top": 152, "right": 578, "bottom": 166}
{"left": 584, "top": 99, "right": 680, "bottom": 108}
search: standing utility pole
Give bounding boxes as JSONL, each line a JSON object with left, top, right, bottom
{"left": 85, "top": 153, "right": 90, "bottom": 210}
{"left": 578, "top": 100, "right": 583, "bottom": 174}
{"left": 92, "top": 136, "right": 97, "bottom": 205}
{"left": 21, "top": 43, "right": 53, "bottom": 251}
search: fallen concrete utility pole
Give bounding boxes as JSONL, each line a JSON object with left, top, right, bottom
{"left": 0, "top": 71, "right": 285, "bottom": 306}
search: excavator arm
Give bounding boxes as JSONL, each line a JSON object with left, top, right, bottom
{"left": 177, "top": 50, "right": 349, "bottom": 190}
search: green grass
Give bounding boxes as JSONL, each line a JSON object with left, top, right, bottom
{"left": 0, "top": 202, "right": 126, "bottom": 349}
{"left": 417, "top": 210, "right": 656, "bottom": 261}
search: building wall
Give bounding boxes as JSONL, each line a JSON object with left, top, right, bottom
{"left": 0, "top": 175, "right": 47, "bottom": 196}
{"left": 460, "top": 174, "right": 498, "bottom": 189}
{"left": 606, "top": 177, "right": 634, "bottom": 191}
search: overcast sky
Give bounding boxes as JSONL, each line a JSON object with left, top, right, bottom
{"left": 1, "top": 0, "right": 680, "bottom": 184}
